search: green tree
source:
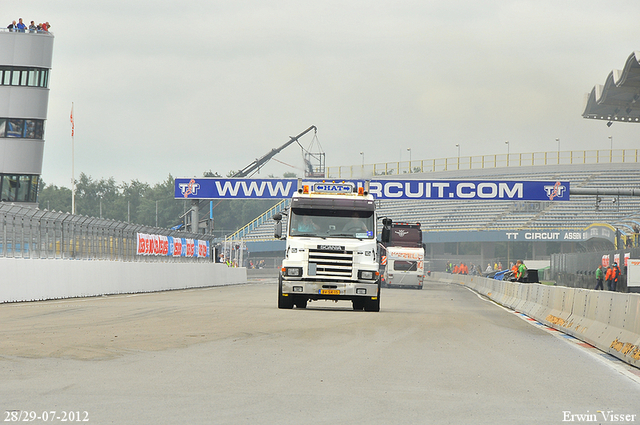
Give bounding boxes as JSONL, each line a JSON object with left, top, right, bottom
{"left": 36, "top": 171, "right": 279, "bottom": 235}
{"left": 38, "top": 179, "right": 72, "bottom": 212}
{"left": 74, "top": 173, "right": 120, "bottom": 219}
{"left": 137, "top": 175, "right": 187, "bottom": 227}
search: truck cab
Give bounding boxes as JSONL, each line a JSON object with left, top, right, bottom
{"left": 274, "top": 181, "right": 381, "bottom": 311}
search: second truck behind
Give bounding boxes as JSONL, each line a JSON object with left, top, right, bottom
{"left": 379, "top": 220, "right": 426, "bottom": 290}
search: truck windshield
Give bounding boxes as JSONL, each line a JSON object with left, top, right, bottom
{"left": 290, "top": 208, "right": 374, "bottom": 239}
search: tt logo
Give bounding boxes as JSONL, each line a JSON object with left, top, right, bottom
{"left": 179, "top": 179, "right": 200, "bottom": 197}
{"left": 394, "top": 230, "right": 409, "bottom": 237}
{"left": 544, "top": 182, "right": 566, "bottom": 200}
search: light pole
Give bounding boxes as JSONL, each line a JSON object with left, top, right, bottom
{"left": 609, "top": 135, "right": 613, "bottom": 150}
{"left": 556, "top": 138, "right": 560, "bottom": 152}
{"left": 407, "top": 148, "right": 411, "bottom": 172}
{"left": 505, "top": 141, "right": 509, "bottom": 166}
{"left": 360, "top": 151, "right": 364, "bottom": 168}
{"left": 455, "top": 144, "right": 460, "bottom": 157}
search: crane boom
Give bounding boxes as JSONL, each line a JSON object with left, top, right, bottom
{"left": 232, "top": 125, "right": 317, "bottom": 177}
{"left": 184, "top": 126, "right": 317, "bottom": 233}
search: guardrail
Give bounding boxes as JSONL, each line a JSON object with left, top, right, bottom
{"left": 327, "top": 149, "right": 640, "bottom": 179}
{"left": 0, "top": 203, "right": 214, "bottom": 262}
{"left": 433, "top": 272, "right": 640, "bottom": 368}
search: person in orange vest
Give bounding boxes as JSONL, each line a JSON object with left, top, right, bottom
{"left": 453, "top": 264, "right": 460, "bottom": 274}
{"left": 511, "top": 261, "right": 519, "bottom": 280}
{"left": 611, "top": 263, "right": 621, "bottom": 291}
{"left": 605, "top": 266, "right": 614, "bottom": 291}
{"left": 459, "top": 263, "right": 468, "bottom": 275}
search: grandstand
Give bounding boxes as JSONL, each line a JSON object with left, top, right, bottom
{"left": 233, "top": 153, "right": 640, "bottom": 267}
{"left": 237, "top": 160, "right": 639, "bottom": 235}
{"left": 376, "top": 162, "right": 640, "bottom": 233}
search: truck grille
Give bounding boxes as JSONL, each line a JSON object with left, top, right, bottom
{"left": 308, "top": 248, "right": 353, "bottom": 278}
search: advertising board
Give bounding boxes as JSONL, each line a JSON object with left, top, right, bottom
{"left": 174, "top": 178, "right": 570, "bottom": 201}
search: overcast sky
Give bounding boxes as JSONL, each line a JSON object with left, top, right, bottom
{"left": 6, "top": 1, "right": 640, "bottom": 187}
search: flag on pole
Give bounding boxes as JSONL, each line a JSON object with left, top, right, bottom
{"left": 70, "top": 104, "right": 74, "bottom": 137}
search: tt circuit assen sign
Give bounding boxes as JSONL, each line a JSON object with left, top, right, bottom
{"left": 174, "top": 178, "right": 570, "bottom": 201}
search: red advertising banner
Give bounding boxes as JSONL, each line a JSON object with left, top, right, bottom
{"left": 136, "top": 233, "right": 209, "bottom": 258}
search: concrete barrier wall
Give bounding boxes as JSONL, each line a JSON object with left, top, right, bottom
{"left": 0, "top": 259, "right": 247, "bottom": 303}
{"left": 431, "top": 272, "right": 640, "bottom": 368}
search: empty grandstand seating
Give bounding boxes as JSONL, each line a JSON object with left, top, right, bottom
{"left": 234, "top": 162, "right": 640, "bottom": 240}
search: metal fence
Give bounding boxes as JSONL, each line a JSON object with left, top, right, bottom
{"left": 551, "top": 247, "right": 640, "bottom": 291}
{"left": 327, "top": 149, "right": 640, "bottom": 178}
{"left": 0, "top": 203, "right": 215, "bottom": 262}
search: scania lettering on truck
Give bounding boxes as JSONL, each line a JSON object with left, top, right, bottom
{"left": 379, "top": 220, "right": 425, "bottom": 289}
{"left": 273, "top": 180, "right": 381, "bottom": 311}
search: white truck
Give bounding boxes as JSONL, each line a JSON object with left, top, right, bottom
{"left": 379, "top": 220, "right": 425, "bottom": 290}
{"left": 273, "top": 180, "right": 381, "bottom": 311}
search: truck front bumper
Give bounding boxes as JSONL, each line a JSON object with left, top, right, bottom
{"left": 281, "top": 279, "right": 379, "bottom": 299}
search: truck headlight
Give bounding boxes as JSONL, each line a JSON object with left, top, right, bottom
{"left": 285, "top": 267, "right": 302, "bottom": 277}
{"left": 358, "top": 270, "right": 376, "bottom": 280}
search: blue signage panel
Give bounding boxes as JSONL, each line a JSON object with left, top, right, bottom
{"left": 174, "top": 178, "right": 570, "bottom": 201}
{"left": 423, "top": 224, "right": 614, "bottom": 243}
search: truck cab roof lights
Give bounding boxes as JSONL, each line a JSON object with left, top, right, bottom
{"left": 294, "top": 180, "right": 372, "bottom": 196}
{"left": 312, "top": 182, "right": 355, "bottom": 194}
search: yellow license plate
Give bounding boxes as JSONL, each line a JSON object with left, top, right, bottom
{"left": 320, "top": 289, "right": 340, "bottom": 295}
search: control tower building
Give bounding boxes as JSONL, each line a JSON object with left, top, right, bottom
{"left": 0, "top": 28, "right": 54, "bottom": 205}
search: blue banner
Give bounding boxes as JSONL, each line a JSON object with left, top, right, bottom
{"left": 174, "top": 178, "right": 570, "bottom": 201}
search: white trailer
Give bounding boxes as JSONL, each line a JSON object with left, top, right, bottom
{"left": 382, "top": 245, "right": 425, "bottom": 289}
{"left": 628, "top": 259, "right": 640, "bottom": 292}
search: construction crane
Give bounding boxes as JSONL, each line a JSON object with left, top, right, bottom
{"left": 182, "top": 126, "right": 319, "bottom": 233}
{"left": 232, "top": 125, "right": 317, "bottom": 177}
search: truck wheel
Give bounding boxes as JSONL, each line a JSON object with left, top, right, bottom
{"left": 277, "top": 274, "right": 293, "bottom": 309}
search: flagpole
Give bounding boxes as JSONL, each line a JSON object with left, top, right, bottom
{"left": 71, "top": 102, "right": 75, "bottom": 215}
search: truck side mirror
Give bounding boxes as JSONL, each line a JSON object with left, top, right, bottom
{"left": 381, "top": 218, "right": 392, "bottom": 244}
{"left": 273, "top": 213, "right": 283, "bottom": 239}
